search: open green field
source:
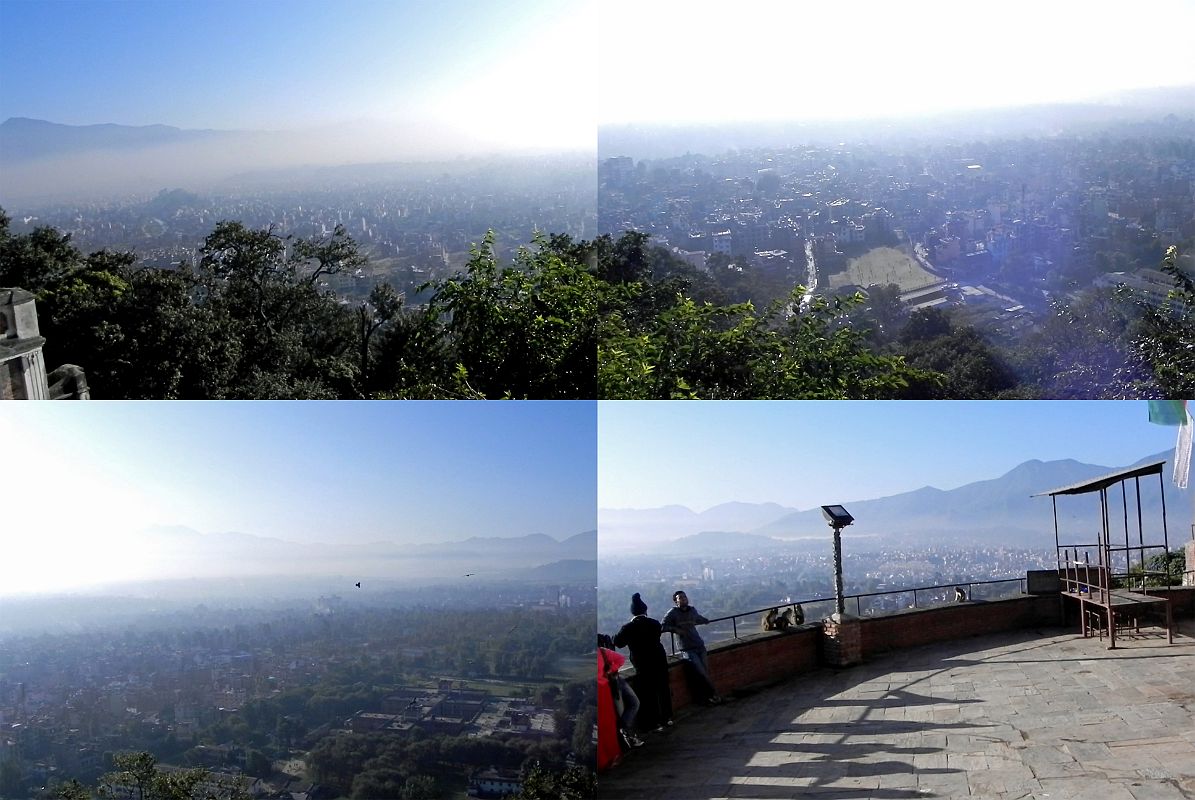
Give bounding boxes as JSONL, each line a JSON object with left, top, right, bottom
{"left": 829, "top": 246, "right": 940, "bottom": 291}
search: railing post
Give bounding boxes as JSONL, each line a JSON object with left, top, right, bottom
{"left": 732, "top": 615, "right": 738, "bottom": 640}
{"left": 832, "top": 526, "right": 846, "bottom": 616}
{"left": 912, "top": 589, "right": 918, "bottom": 608}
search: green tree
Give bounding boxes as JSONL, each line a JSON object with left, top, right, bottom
{"left": 51, "top": 779, "right": 91, "bottom": 800}
{"left": 1133, "top": 245, "right": 1195, "bottom": 394}
{"left": 350, "top": 769, "right": 404, "bottom": 800}
{"left": 0, "top": 759, "right": 23, "bottom": 798}
{"left": 400, "top": 774, "right": 438, "bottom": 800}
{"left": 96, "top": 751, "right": 249, "bottom": 800}
{"left": 1012, "top": 288, "right": 1156, "bottom": 398}
{"left": 600, "top": 286, "right": 938, "bottom": 399}
{"left": 0, "top": 211, "right": 363, "bottom": 398}
{"left": 427, "top": 232, "right": 598, "bottom": 398}
{"left": 860, "top": 282, "right": 905, "bottom": 342}
{"left": 244, "top": 749, "right": 271, "bottom": 778}
{"left": 196, "top": 221, "right": 360, "bottom": 398}
{"left": 1128, "top": 548, "right": 1186, "bottom": 587}
{"left": 516, "top": 764, "right": 596, "bottom": 800}
{"left": 895, "top": 310, "right": 1018, "bottom": 398}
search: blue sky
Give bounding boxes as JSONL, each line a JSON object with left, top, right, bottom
{"left": 7, "top": 0, "right": 1191, "bottom": 136}
{"left": 0, "top": 0, "right": 595, "bottom": 148}
{"left": 598, "top": 401, "right": 1185, "bottom": 511}
{"left": 2, "top": 400, "right": 597, "bottom": 546}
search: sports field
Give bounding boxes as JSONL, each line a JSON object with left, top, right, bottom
{"left": 828, "top": 246, "right": 939, "bottom": 291}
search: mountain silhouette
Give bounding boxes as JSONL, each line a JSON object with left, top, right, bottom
{"left": 0, "top": 117, "right": 231, "bottom": 162}
{"left": 602, "top": 450, "right": 1189, "bottom": 553}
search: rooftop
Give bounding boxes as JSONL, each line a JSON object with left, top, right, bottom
{"left": 599, "top": 623, "right": 1195, "bottom": 799}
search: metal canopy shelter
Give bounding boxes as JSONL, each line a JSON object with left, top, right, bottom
{"left": 1035, "top": 460, "right": 1174, "bottom": 649}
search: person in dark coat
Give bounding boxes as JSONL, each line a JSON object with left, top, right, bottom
{"left": 613, "top": 592, "right": 674, "bottom": 731}
{"left": 661, "top": 589, "right": 721, "bottom": 705}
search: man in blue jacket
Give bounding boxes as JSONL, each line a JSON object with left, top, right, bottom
{"left": 661, "top": 590, "right": 722, "bottom": 705}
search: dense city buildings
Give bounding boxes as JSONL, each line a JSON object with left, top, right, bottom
{"left": 0, "top": 582, "right": 594, "bottom": 798}
{"left": 5, "top": 155, "right": 596, "bottom": 309}
{"left": 599, "top": 127, "right": 1195, "bottom": 343}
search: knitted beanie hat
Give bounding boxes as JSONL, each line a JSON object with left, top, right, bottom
{"left": 631, "top": 593, "right": 648, "bottom": 615}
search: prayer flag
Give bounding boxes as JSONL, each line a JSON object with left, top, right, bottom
{"left": 1149, "top": 400, "right": 1189, "bottom": 426}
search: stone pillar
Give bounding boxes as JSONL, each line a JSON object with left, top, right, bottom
{"left": 0, "top": 288, "right": 49, "bottom": 400}
{"left": 822, "top": 613, "right": 862, "bottom": 667}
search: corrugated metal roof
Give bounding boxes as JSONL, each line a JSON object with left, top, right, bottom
{"left": 1032, "top": 460, "right": 1167, "bottom": 497}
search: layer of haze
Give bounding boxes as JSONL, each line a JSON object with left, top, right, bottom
{"left": 0, "top": 0, "right": 596, "bottom": 200}
{"left": 0, "top": 0, "right": 596, "bottom": 143}
{"left": 597, "top": 0, "right": 1195, "bottom": 125}
{"left": 2, "top": 401, "right": 597, "bottom": 596}
{"left": 598, "top": 401, "right": 1184, "bottom": 512}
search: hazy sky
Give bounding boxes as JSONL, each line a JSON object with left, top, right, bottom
{"left": 597, "top": 0, "right": 1195, "bottom": 125}
{"left": 0, "top": 0, "right": 597, "bottom": 152}
{"left": 3, "top": 401, "right": 596, "bottom": 592}
{"left": 8, "top": 0, "right": 1192, "bottom": 142}
{"left": 598, "top": 401, "right": 1184, "bottom": 511}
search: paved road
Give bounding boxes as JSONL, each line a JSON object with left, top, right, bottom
{"left": 799, "top": 238, "right": 818, "bottom": 313}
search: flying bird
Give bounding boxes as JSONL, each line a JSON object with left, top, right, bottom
{"left": 355, "top": 582, "right": 361, "bottom": 588}
{"left": 464, "top": 573, "right": 475, "bottom": 577}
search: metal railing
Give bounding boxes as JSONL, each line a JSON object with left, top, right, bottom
{"left": 665, "top": 577, "right": 1027, "bottom": 655}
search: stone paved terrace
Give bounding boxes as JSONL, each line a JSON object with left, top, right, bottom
{"left": 599, "top": 621, "right": 1195, "bottom": 799}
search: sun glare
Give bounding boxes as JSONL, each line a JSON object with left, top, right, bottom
{"left": 5, "top": 416, "right": 166, "bottom": 594}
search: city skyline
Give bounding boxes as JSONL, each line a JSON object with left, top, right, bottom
{"left": 598, "top": 401, "right": 1185, "bottom": 512}
{"left": 2, "top": 401, "right": 597, "bottom": 595}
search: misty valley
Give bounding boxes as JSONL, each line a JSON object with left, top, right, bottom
{"left": 0, "top": 581, "right": 596, "bottom": 799}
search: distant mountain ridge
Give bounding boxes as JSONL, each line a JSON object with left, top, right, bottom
{"left": 601, "top": 451, "right": 1190, "bottom": 553}
{"left": 600, "top": 501, "right": 799, "bottom": 540}
{"left": 129, "top": 525, "right": 594, "bottom": 582}
{"left": 0, "top": 117, "right": 233, "bottom": 162}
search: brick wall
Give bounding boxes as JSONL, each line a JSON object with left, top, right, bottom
{"left": 823, "top": 616, "right": 862, "bottom": 666}
{"left": 658, "top": 625, "right": 821, "bottom": 711}
{"left": 1124, "top": 586, "right": 1195, "bottom": 620}
{"left": 638, "top": 589, "right": 1195, "bottom": 718}
{"left": 655, "top": 594, "right": 1061, "bottom": 716}
{"left": 859, "top": 594, "right": 1060, "bottom": 657}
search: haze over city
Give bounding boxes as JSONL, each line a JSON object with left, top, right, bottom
{"left": 3, "top": 401, "right": 597, "bottom": 596}
{"left": 0, "top": 0, "right": 597, "bottom": 201}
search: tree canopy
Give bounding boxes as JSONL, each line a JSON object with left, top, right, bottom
{"left": 3, "top": 208, "right": 1189, "bottom": 399}
{"left": 0, "top": 210, "right": 596, "bottom": 399}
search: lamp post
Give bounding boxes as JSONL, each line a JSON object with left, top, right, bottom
{"left": 821, "top": 505, "right": 855, "bottom": 618}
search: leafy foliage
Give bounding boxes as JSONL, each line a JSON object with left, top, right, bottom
{"left": 0, "top": 211, "right": 597, "bottom": 399}
{"left": 516, "top": 763, "right": 597, "bottom": 800}
{"left": 93, "top": 751, "right": 249, "bottom": 800}
{"left": 1133, "top": 245, "right": 1195, "bottom": 395}
{"left": 425, "top": 232, "right": 598, "bottom": 398}
{"left": 1127, "top": 548, "right": 1186, "bottom": 587}
{"left": 1009, "top": 288, "right": 1158, "bottom": 398}
{"left": 10, "top": 206, "right": 1183, "bottom": 399}
{"left": 597, "top": 238, "right": 941, "bottom": 399}
{"left": 895, "top": 308, "right": 1019, "bottom": 398}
